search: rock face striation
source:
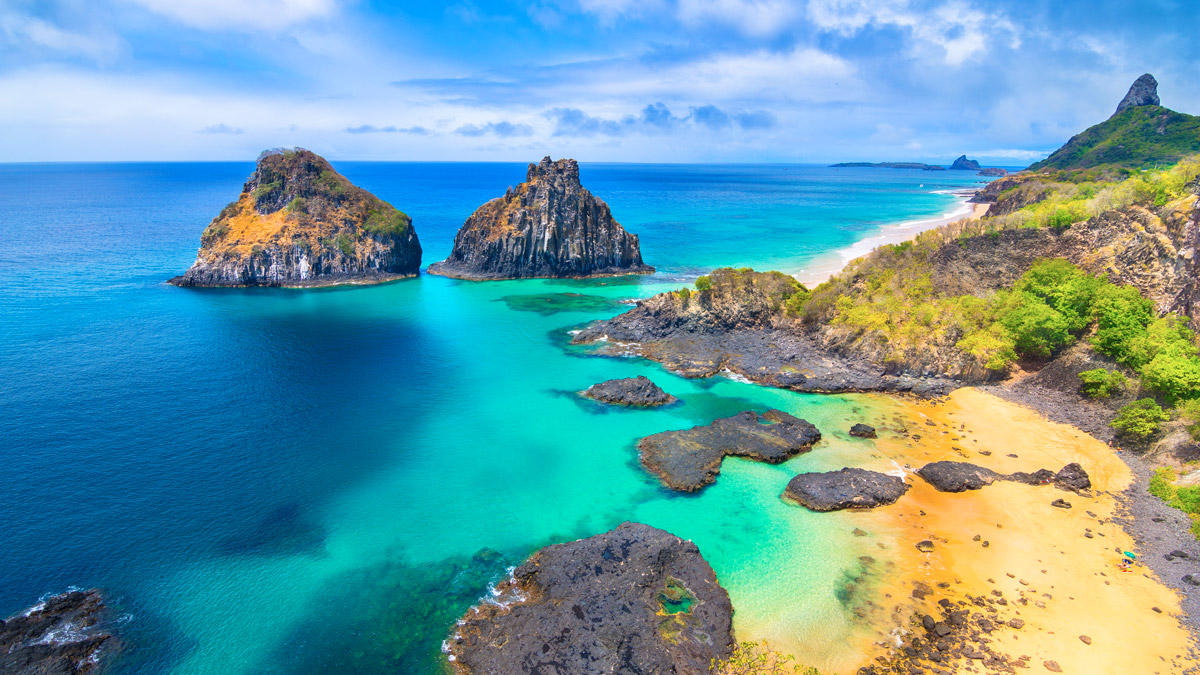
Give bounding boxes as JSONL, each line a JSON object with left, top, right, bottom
{"left": 1114, "top": 73, "right": 1160, "bottom": 116}
{"left": 171, "top": 148, "right": 421, "bottom": 287}
{"left": 949, "top": 155, "right": 982, "bottom": 171}
{"left": 0, "top": 590, "right": 116, "bottom": 675}
{"left": 580, "top": 375, "right": 676, "bottom": 406}
{"left": 783, "top": 468, "right": 909, "bottom": 511}
{"left": 445, "top": 522, "right": 734, "bottom": 675}
{"left": 428, "top": 157, "right": 653, "bottom": 280}
{"left": 637, "top": 410, "right": 821, "bottom": 491}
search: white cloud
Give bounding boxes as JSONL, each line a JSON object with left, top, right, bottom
{"left": 0, "top": 11, "right": 124, "bottom": 62}
{"left": 123, "top": 0, "right": 338, "bottom": 31}
{"left": 676, "top": 0, "right": 798, "bottom": 36}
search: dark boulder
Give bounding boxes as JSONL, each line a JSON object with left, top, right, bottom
{"left": 783, "top": 468, "right": 909, "bottom": 511}
{"left": 849, "top": 423, "right": 877, "bottom": 438}
{"left": 580, "top": 375, "right": 677, "bottom": 407}
{"left": 917, "top": 461, "right": 1002, "bottom": 492}
{"left": 444, "top": 522, "right": 734, "bottom": 675}
{"left": 637, "top": 410, "right": 821, "bottom": 491}
{"left": 0, "top": 589, "right": 116, "bottom": 675}
{"left": 1053, "top": 463, "right": 1092, "bottom": 492}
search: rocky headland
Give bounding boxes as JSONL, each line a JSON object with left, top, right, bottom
{"left": 170, "top": 148, "right": 421, "bottom": 287}
{"left": 783, "top": 467, "right": 909, "bottom": 511}
{"left": 580, "top": 375, "right": 676, "bottom": 406}
{"left": 428, "top": 157, "right": 653, "bottom": 280}
{"left": 637, "top": 409, "right": 821, "bottom": 491}
{"left": 1, "top": 589, "right": 116, "bottom": 675}
{"left": 444, "top": 522, "right": 733, "bottom": 675}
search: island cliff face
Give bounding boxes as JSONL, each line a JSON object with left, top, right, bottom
{"left": 171, "top": 149, "right": 421, "bottom": 287}
{"left": 428, "top": 157, "right": 653, "bottom": 280}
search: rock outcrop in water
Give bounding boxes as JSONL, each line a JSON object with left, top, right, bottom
{"left": 783, "top": 468, "right": 909, "bottom": 511}
{"left": 580, "top": 375, "right": 676, "bottom": 406}
{"left": 0, "top": 589, "right": 116, "bottom": 675}
{"left": 637, "top": 409, "right": 821, "bottom": 491}
{"left": 170, "top": 148, "right": 421, "bottom": 287}
{"left": 428, "top": 157, "right": 653, "bottom": 280}
{"left": 949, "top": 155, "right": 982, "bottom": 171}
{"left": 444, "top": 522, "right": 734, "bottom": 675}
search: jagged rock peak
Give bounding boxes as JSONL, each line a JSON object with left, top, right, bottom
{"left": 427, "top": 156, "right": 654, "bottom": 280}
{"left": 527, "top": 155, "right": 579, "bottom": 183}
{"left": 950, "top": 155, "right": 982, "bottom": 171}
{"left": 1114, "top": 73, "right": 1160, "bottom": 116}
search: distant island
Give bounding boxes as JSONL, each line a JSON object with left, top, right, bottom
{"left": 831, "top": 154, "right": 1004, "bottom": 175}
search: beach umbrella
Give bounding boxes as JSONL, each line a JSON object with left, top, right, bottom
{"left": 1124, "top": 551, "right": 1137, "bottom": 560}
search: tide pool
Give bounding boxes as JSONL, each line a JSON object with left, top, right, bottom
{"left": 0, "top": 162, "right": 987, "bottom": 673}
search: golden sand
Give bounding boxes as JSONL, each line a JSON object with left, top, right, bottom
{"left": 842, "top": 388, "right": 1198, "bottom": 674}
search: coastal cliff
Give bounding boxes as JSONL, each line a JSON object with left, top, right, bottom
{"left": 427, "top": 157, "right": 653, "bottom": 280}
{"left": 170, "top": 149, "right": 421, "bottom": 287}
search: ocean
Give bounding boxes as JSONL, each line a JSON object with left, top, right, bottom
{"left": 0, "top": 161, "right": 989, "bottom": 673}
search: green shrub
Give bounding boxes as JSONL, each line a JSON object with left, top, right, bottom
{"left": 695, "top": 275, "right": 713, "bottom": 291}
{"left": 286, "top": 197, "right": 307, "bottom": 215}
{"left": 1078, "top": 368, "right": 1128, "bottom": 398}
{"left": 1148, "top": 467, "right": 1200, "bottom": 538}
{"left": 995, "top": 292, "right": 1073, "bottom": 357}
{"left": 1111, "top": 398, "right": 1169, "bottom": 440}
{"left": 1178, "top": 399, "right": 1200, "bottom": 442}
{"left": 956, "top": 325, "right": 1017, "bottom": 371}
{"left": 363, "top": 205, "right": 411, "bottom": 236}
{"left": 1091, "top": 285, "right": 1156, "bottom": 362}
{"left": 679, "top": 287, "right": 691, "bottom": 303}
{"left": 335, "top": 232, "right": 354, "bottom": 257}
{"left": 1142, "top": 351, "right": 1200, "bottom": 405}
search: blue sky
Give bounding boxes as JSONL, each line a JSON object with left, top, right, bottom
{"left": 2, "top": 0, "right": 1197, "bottom": 163}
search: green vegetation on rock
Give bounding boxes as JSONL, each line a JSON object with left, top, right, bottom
{"left": 1111, "top": 399, "right": 1170, "bottom": 440}
{"left": 1148, "top": 466, "right": 1200, "bottom": 537}
{"left": 1078, "top": 368, "right": 1128, "bottom": 398}
{"left": 1029, "top": 105, "right": 1200, "bottom": 173}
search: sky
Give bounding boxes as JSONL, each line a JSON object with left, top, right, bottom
{"left": 2, "top": 0, "right": 1197, "bottom": 163}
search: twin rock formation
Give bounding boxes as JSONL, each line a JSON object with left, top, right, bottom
{"left": 173, "top": 153, "right": 650, "bottom": 286}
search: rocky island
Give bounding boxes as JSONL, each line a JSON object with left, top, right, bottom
{"left": 1, "top": 589, "right": 116, "bottom": 675}
{"left": 637, "top": 409, "right": 821, "bottom": 491}
{"left": 444, "top": 522, "right": 733, "bottom": 675}
{"left": 783, "top": 467, "right": 909, "bottom": 511}
{"left": 170, "top": 148, "right": 421, "bottom": 287}
{"left": 428, "top": 157, "right": 653, "bottom": 280}
{"left": 580, "top": 375, "right": 677, "bottom": 406}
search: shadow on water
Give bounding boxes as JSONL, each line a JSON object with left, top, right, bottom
{"left": 499, "top": 293, "right": 626, "bottom": 316}
{"left": 216, "top": 504, "right": 326, "bottom": 558}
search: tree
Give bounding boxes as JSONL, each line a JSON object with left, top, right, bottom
{"left": 1111, "top": 399, "right": 1169, "bottom": 440}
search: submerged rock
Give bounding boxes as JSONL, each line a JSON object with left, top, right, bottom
{"left": 783, "top": 467, "right": 909, "bottom": 511}
{"left": 849, "top": 423, "right": 877, "bottom": 438}
{"left": 0, "top": 589, "right": 116, "bottom": 675}
{"left": 171, "top": 148, "right": 421, "bottom": 287}
{"left": 429, "top": 157, "right": 653, "bottom": 280}
{"left": 918, "top": 460, "right": 1091, "bottom": 494}
{"left": 445, "top": 522, "right": 733, "bottom": 675}
{"left": 637, "top": 410, "right": 821, "bottom": 491}
{"left": 580, "top": 375, "right": 677, "bottom": 407}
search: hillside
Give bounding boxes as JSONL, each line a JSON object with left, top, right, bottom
{"left": 1029, "top": 75, "right": 1200, "bottom": 172}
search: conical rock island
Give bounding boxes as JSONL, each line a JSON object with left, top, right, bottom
{"left": 428, "top": 157, "right": 653, "bottom": 280}
{"left": 171, "top": 148, "right": 421, "bottom": 287}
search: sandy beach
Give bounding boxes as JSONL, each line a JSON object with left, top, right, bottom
{"left": 836, "top": 388, "right": 1200, "bottom": 673}
{"left": 794, "top": 196, "right": 989, "bottom": 288}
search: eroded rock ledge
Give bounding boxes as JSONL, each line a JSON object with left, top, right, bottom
{"left": 444, "top": 522, "right": 733, "bottom": 675}
{"left": 638, "top": 410, "right": 821, "bottom": 491}
{"left": 429, "top": 157, "right": 653, "bottom": 280}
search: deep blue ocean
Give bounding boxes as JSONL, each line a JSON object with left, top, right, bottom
{"left": 0, "top": 162, "right": 989, "bottom": 674}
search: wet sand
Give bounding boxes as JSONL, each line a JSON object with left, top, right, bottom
{"left": 847, "top": 388, "right": 1198, "bottom": 673}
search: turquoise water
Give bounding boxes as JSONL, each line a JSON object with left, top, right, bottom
{"left": 0, "top": 162, "right": 987, "bottom": 673}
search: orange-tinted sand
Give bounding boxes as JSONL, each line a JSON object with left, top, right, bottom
{"left": 838, "top": 388, "right": 1198, "bottom": 674}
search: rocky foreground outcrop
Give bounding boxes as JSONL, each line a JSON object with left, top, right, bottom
{"left": 637, "top": 410, "right": 821, "bottom": 491}
{"left": 444, "top": 522, "right": 733, "bottom": 675}
{"left": 580, "top": 375, "right": 676, "bottom": 406}
{"left": 1, "top": 590, "right": 116, "bottom": 675}
{"left": 429, "top": 157, "right": 653, "bottom": 280}
{"left": 917, "top": 461, "right": 1091, "bottom": 494}
{"left": 783, "top": 468, "right": 909, "bottom": 511}
{"left": 171, "top": 148, "right": 421, "bottom": 287}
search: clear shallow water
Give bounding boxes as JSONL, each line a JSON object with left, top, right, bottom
{"left": 0, "top": 162, "right": 986, "bottom": 673}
